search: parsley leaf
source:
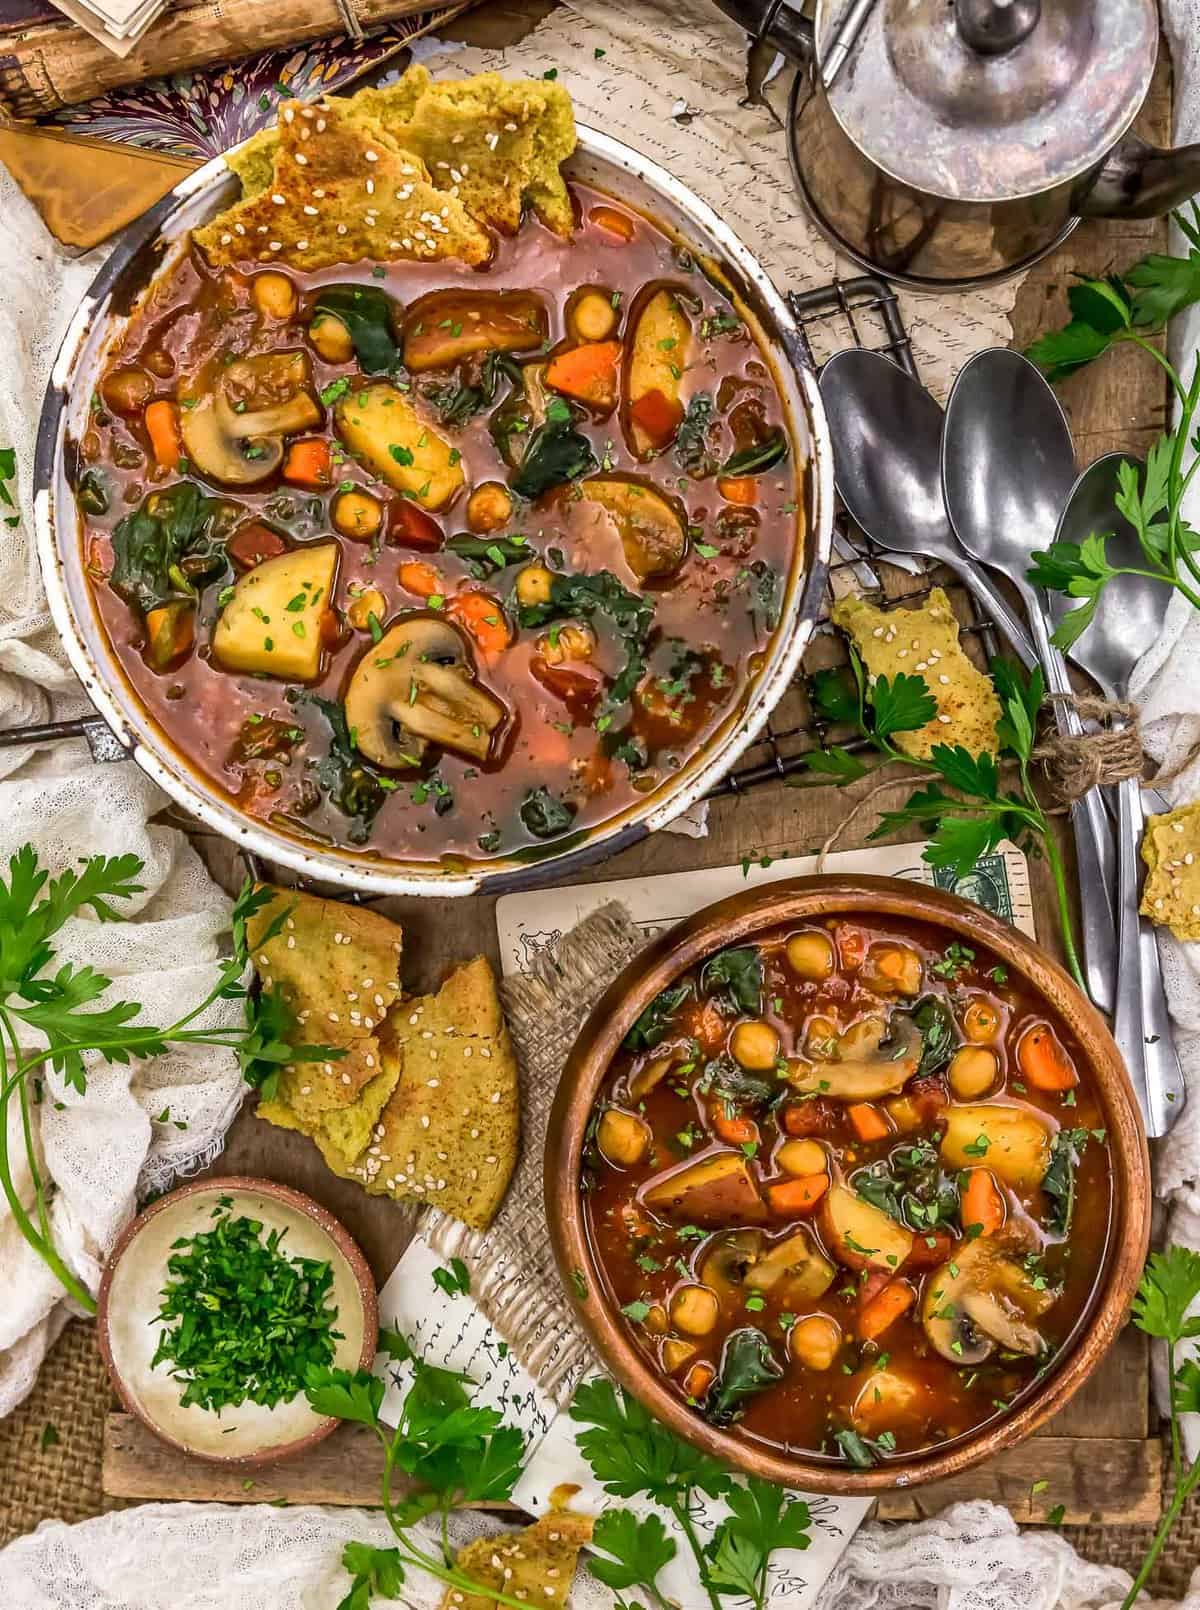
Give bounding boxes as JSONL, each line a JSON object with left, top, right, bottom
{"left": 588, "top": 1509, "right": 676, "bottom": 1594}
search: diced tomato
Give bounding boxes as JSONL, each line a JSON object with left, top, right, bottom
{"left": 907, "top": 1073, "right": 948, "bottom": 1123}
{"left": 388, "top": 500, "right": 444, "bottom": 551}
{"left": 531, "top": 656, "right": 604, "bottom": 720}
{"left": 905, "top": 1229, "right": 955, "bottom": 1268}
{"left": 779, "top": 1097, "right": 839, "bottom": 1138}
{"left": 227, "top": 521, "right": 288, "bottom": 571}
{"left": 629, "top": 388, "right": 684, "bottom": 449}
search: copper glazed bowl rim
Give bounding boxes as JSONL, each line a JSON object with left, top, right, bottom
{"left": 544, "top": 874, "right": 1151, "bottom": 1493}
{"left": 96, "top": 1173, "right": 379, "bottom": 1467}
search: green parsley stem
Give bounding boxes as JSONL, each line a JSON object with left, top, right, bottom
{"left": 1122, "top": 333, "right": 1190, "bottom": 406}
{"left": 1119, "top": 1453, "right": 1200, "bottom": 1610}
{"left": 667, "top": 1497, "right": 722, "bottom": 1610}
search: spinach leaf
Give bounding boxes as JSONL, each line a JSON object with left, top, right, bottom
{"left": 834, "top": 1428, "right": 895, "bottom": 1468}
{"left": 721, "top": 428, "right": 789, "bottom": 477}
{"left": 293, "top": 691, "right": 390, "bottom": 845}
{"left": 708, "top": 1055, "right": 776, "bottom": 1107}
{"left": 674, "top": 392, "right": 716, "bottom": 477}
{"left": 518, "top": 569, "right": 656, "bottom": 721}
{"left": 110, "top": 481, "right": 234, "bottom": 615}
{"left": 905, "top": 995, "right": 957, "bottom": 1077}
{"left": 855, "top": 1137, "right": 959, "bottom": 1233}
{"left": 1043, "top": 1127, "right": 1088, "bottom": 1235}
{"left": 624, "top": 981, "right": 693, "bottom": 1051}
{"left": 510, "top": 398, "right": 597, "bottom": 500}
{"left": 519, "top": 786, "right": 577, "bottom": 840}
{"left": 706, "top": 1329, "right": 783, "bottom": 1426}
{"left": 77, "top": 466, "right": 110, "bottom": 515}
{"left": 425, "top": 351, "right": 522, "bottom": 428}
{"left": 700, "top": 946, "right": 763, "bottom": 1016}
{"left": 743, "top": 559, "right": 781, "bottom": 633}
{"left": 312, "top": 285, "right": 399, "bottom": 374}
{"left": 446, "top": 532, "right": 532, "bottom": 578}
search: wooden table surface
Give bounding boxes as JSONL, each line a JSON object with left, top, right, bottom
{"left": 103, "top": 14, "right": 1174, "bottom": 1530}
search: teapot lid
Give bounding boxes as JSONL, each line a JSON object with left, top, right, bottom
{"left": 818, "top": 0, "right": 1157, "bottom": 203}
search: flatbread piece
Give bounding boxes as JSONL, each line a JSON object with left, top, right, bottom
{"left": 439, "top": 1512, "right": 593, "bottom": 1610}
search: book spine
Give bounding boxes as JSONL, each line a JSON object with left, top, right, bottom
{"left": 0, "top": 0, "right": 445, "bottom": 118}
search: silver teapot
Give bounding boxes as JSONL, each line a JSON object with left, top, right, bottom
{"left": 716, "top": 0, "right": 1200, "bottom": 289}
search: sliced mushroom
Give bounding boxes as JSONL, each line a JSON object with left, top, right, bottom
{"left": 343, "top": 616, "right": 505, "bottom": 768}
{"left": 699, "top": 1228, "right": 764, "bottom": 1300}
{"left": 785, "top": 1014, "right": 921, "bottom": 1102}
{"left": 921, "top": 1238, "right": 1051, "bottom": 1365}
{"left": 180, "top": 353, "right": 320, "bottom": 486}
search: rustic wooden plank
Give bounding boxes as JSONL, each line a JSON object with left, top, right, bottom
{"left": 874, "top": 1436, "right": 1161, "bottom": 1527}
{"left": 103, "top": 1414, "right": 521, "bottom": 1509}
{"left": 105, "top": 1412, "right": 1158, "bottom": 1525}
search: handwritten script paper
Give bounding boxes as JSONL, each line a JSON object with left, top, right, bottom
{"left": 417, "top": 0, "right": 1023, "bottom": 398}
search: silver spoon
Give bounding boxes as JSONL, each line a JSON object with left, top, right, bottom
{"left": 1052, "top": 453, "right": 1186, "bottom": 1136}
{"left": 818, "top": 349, "right": 1039, "bottom": 670}
{"left": 941, "top": 348, "right": 1118, "bottom": 1017}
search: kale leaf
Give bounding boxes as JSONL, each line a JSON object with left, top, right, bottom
{"left": 293, "top": 691, "right": 390, "bottom": 845}
{"left": 700, "top": 945, "right": 763, "bottom": 1016}
{"left": 312, "top": 285, "right": 399, "bottom": 374}
{"left": 706, "top": 1329, "right": 784, "bottom": 1426}
{"left": 624, "top": 980, "right": 693, "bottom": 1051}
{"left": 110, "top": 481, "right": 234, "bottom": 615}
{"left": 510, "top": 398, "right": 597, "bottom": 500}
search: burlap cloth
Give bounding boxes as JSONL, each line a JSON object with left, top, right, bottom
{"left": 6, "top": 904, "right": 1195, "bottom": 1594}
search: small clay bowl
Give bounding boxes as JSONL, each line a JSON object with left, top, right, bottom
{"left": 97, "top": 1175, "right": 378, "bottom": 1466}
{"left": 545, "top": 874, "right": 1151, "bottom": 1494}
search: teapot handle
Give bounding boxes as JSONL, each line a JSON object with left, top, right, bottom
{"left": 708, "top": 0, "right": 816, "bottom": 64}
{"left": 1076, "top": 134, "right": 1200, "bottom": 221}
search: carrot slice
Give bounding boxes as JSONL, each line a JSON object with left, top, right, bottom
{"left": 766, "top": 1173, "right": 829, "bottom": 1216}
{"left": 590, "top": 204, "right": 635, "bottom": 242}
{"left": 545, "top": 340, "right": 622, "bottom": 409}
{"left": 847, "top": 1103, "right": 891, "bottom": 1143}
{"left": 682, "top": 1361, "right": 716, "bottom": 1400}
{"left": 961, "top": 1168, "right": 1006, "bottom": 1236}
{"left": 144, "top": 400, "right": 181, "bottom": 471}
{"left": 905, "top": 1228, "right": 955, "bottom": 1268}
{"left": 629, "top": 388, "right": 684, "bottom": 449}
{"left": 447, "top": 590, "right": 512, "bottom": 655}
{"left": 711, "top": 1107, "right": 759, "bottom": 1147}
{"left": 281, "top": 437, "right": 331, "bottom": 488}
{"left": 857, "top": 1278, "right": 915, "bottom": 1342}
{"left": 716, "top": 475, "right": 757, "bottom": 505}
{"left": 1016, "top": 1023, "right": 1078, "bottom": 1091}
{"left": 398, "top": 560, "right": 443, "bottom": 599}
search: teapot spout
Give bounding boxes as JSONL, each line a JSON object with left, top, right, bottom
{"left": 1076, "top": 134, "right": 1200, "bottom": 221}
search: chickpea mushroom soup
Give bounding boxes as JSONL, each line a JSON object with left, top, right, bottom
{"left": 74, "top": 191, "right": 800, "bottom": 864}
{"left": 582, "top": 917, "right": 1113, "bottom": 1465}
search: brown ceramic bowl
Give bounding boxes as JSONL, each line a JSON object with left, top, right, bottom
{"left": 544, "top": 875, "right": 1150, "bottom": 1493}
{"left": 97, "top": 1175, "right": 378, "bottom": 1466}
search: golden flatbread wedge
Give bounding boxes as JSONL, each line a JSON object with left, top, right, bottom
{"left": 353, "top": 66, "right": 577, "bottom": 238}
{"left": 831, "top": 588, "right": 1001, "bottom": 761}
{"left": 439, "top": 1512, "right": 593, "bottom": 1610}
{"left": 1141, "top": 800, "right": 1200, "bottom": 939}
{"left": 247, "top": 885, "right": 403, "bottom": 1133}
{"left": 194, "top": 96, "right": 491, "bottom": 272}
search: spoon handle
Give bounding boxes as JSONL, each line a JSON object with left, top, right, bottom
{"left": 1129, "top": 786, "right": 1188, "bottom": 1134}
{"left": 938, "top": 553, "right": 1038, "bottom": 671}
{"left": 1020, "top": 592, "right": 1116, "bottom": 1014}
{"left": 1113, "top": 775, "right": 1154, "bottom": 1132}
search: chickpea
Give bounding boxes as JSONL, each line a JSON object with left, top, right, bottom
{"left": 465, "top": 481, "right": 515, "bottom": 533}
{"left": 516, "top": 563, "right": 555, "bottom": 607}
{"left": 597, "top": 1107, "right": 650, "bottom": 1167}
{"left": 803, "top": 1013, "right": 839, "bottom": 1055}
{"left": 949, "top": 1045, "right": 999, "bottom": 1100}
{"left": 570, "top": 287, "right": 618, "bottom": 342}
{"left": 776, "top": 1138, "right": 825, "bottom": 1176}
{"left": 670, "top": 1284, "right": 719, "bottom": 1337}
{"left": 101, "top": 366, "right": 154, "bottom": 416}
{"left": 252, "top": 271, "right": 298, "bottom": 320}
{"left": 644, "top": 1303, "right": 670, "bottom": 1336}
{"left": 730, "top": 1019, "right": 780, "bottom": 1071}
{"left": 309, "top": 310, "right": 354, "bottom": 364}
{"left": 962, "top": 995, "right": 1002, "bottom": 1043}
{"left": 347, "top": 587, "right": 388, "bottom": 632}
{"left": 789, "top": 1313, "right": 842, "bottom": 1372}
{"left": 537, "top": 622, "right": 596, "bottom": 666}
{"left": 144, "top": 349, "right": 175, "bottom": 378}
{"left": 332, "top": 489, "right": 384, "bottom": 541}
{"left": 786, "top": 929, "right": 834, "bottom": 981}
{"left": 661, "top": 1337, "right": 698, "bottom": 1374}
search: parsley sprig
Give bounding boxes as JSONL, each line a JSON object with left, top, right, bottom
{"left": 0, "top": 849, "right": 337, "bottom": 1312}
{"left": 305, "top": 1328, "right": 531, "bottom": 1610}
{"left": 570, "top": 1376, "right": 810, "bottom": 1610}
{"left": 801, "top": 654, "right": 1084, "bottom": 990}
{"left": 1025, "top": 205, "right": 1200, "bottom": 646}
{"left": 1121, "top": 1247, "right": 1200, "bottom": 1607}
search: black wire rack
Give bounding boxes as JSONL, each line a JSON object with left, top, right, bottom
{"left": 706, "top": 274, "right": 1003, "bottom": 799}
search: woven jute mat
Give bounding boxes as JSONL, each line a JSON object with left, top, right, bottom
{"left": 3, "top": 1315, "right": 1198, "bottom": 1597}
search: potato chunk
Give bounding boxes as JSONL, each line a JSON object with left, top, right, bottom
{"left": 212, "top": 544, "right": 337, "bottom": 680}
{"left": 643, "top": 1152, "right": 766, "bottom": 1226}
{"left": 743, "top": 1228, "right": 834, "bottom": 1300}
{"left": 820, "top": 1183, "right": 914, "bottom": 1272}
{"left": 939, "top": 1104, "right": 1051, "bottom": 1190}
{"left": 624, "top": 286, "right": 692, "bottom": 457}
{"left": 334, "top": 384, "right": 464, "bottom": 510}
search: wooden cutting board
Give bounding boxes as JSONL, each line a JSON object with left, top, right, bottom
{"left": 101, "top": 13, "right": 1172, "bottom": 1533}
